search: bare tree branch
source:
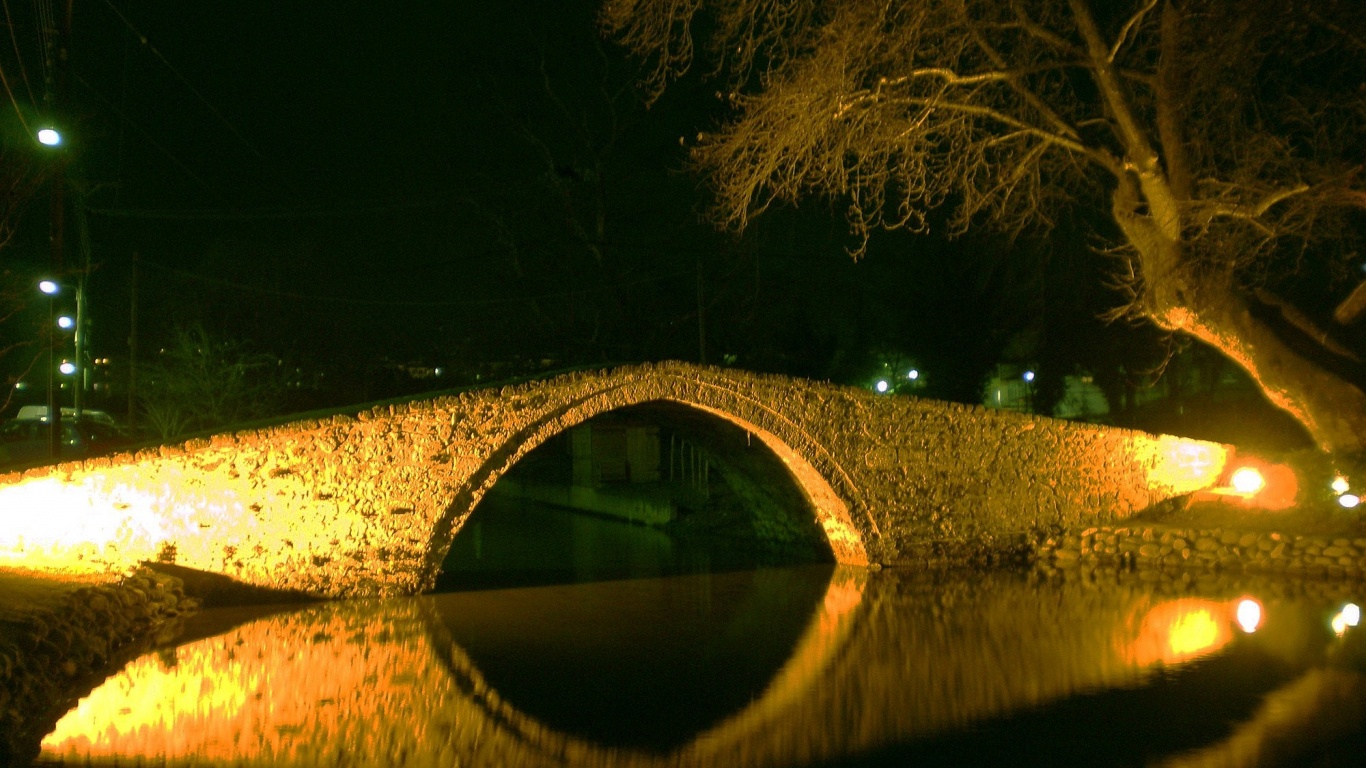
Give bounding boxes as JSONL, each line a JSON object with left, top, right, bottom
{"left": 1108, "top": 0, "right": 1158, "bottom": 62}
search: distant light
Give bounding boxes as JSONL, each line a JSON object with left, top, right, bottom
{"left": 1235, "top": 598, "right": 1262, "bottom": 634}
{"left": 1230, "top": 467, "right": 1266, "bottom": 495}
{"left": 56, "top": 315, "right": 74, "bottom": 330}
{"left": 907, "top": 369, "right": 919, "bottom": 380}
{"left": 58, "top": 361, "right": 76, "bottom": 375}
{"left": 36, "top": 127, "right": 62, "bottom": 146}
{"left": 14, "top": 382, "right": 27, "bottom": 390}
{"left": 434, "top": 367, "right": 444, "bottom": 377}
{"left": 38, "top": 280, "right": 59, "bottom": 295}
{"left": 1023, "top": 370, "right": 1035, "bottom": 382}
{"left": 875, "top": 379, "right": 889, "bottom": 393}
{"left": 1332, "top": 476, "right": 1351, "bottom": 495}
{"left": 1340, "top": 494, "right": 1361, "bottom": 509}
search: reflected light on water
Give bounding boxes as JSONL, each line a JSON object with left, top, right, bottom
{"left": 39, "top": 570, "right": 868, "bottom": 767}
{"left": 34, "top": 569, "right": 1362, "bottom": 768}
{"left": 1331, "top": 603, "right": 1361, "bottom": 637}
{"left": 1236, "top": 598, "right": 1263, "bottom": 634}
{"left": 41, "top": 601, "right": 455, "bottom": 765}
{"left": 1125, "top": 599, "right": 1242, "bottom": 666}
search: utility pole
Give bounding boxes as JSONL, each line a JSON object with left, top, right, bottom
{"left": 696, "top": 254, "right": 707, "bottom": 366}
{"left": 128, "top": 251, "right": 139, "bottom": 432}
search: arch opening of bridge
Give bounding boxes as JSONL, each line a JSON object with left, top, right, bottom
{"left": 429, "top": 397, "right": 867, "bottom": 591}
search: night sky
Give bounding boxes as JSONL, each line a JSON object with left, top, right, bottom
{"left": 0, "top": 0, "right": 1224, "bottom": 420}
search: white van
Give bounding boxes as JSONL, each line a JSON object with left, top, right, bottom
{"left": 15, "top": 405, "right": 118, "bottom": 427}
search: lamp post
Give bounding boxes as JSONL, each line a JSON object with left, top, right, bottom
{"left": 38, "top": 278, "right": 83, "bottom": 459}
{"left": 39, "top": 279, "right": 63, "bottom": 459}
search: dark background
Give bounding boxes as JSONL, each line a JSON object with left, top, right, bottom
{"left": 0, "top": 0, "right": 1309, "bottom": 447}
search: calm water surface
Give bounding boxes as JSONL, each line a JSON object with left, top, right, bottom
{"left": 33, "top": 561, "right": 1366, "bottom": 767}
{"left": 28, "top": 495, "right": 1366, "bottom": 766}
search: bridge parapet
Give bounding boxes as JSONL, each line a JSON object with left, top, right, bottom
{"left": 0, "top": 363, "right": 1229, "bottom": 597}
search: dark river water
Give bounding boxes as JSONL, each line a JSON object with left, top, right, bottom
{"left": 31, "top": 495, "right": 1366, "bottom": 767}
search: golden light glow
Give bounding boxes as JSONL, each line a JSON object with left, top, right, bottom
{"left": 1123, "top": 599, "right": 1238, "bottom": 666}
{"left": 1197, "top": 458, "right": 1299, "bottom": 510}
{"left": 1332, "top": 476, "right": 1351, "bottom": 495}
{"left": 1235, "top": 598, "right": 1263, "bottom": 634}
{"left": 0, "top": 476, "right": 169, "bottom": 575}
{"left": 1230, "top": 467, "right": 1265, "bottom": 495}
{"left": 41, "top": 602, "right": 457, "bottom": 765}
{"left": 1144, "top": 439, "right": 1229, "bottom": 496}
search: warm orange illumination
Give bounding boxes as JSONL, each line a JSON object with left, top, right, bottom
{"left": 1143, "top": 439, "right": 1229, "bottom": 496}
{"left": 1196, "top": 457, "right": 1299, "bottom": 510}
{"left": 1123, "top": 599, "right": 1238, "bottom": 666}
{"left": 41, "top": 602, "right": 456, "bottom": 764}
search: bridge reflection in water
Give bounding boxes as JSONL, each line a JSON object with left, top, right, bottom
{"left": 38, "top": 567, "right": 1366, "bottom": 767}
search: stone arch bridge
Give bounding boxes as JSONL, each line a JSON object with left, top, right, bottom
{"left": 0, "top": 363, "right": 1228, "bottom": 597}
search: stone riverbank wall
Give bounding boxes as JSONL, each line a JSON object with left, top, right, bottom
{"left": 0, "top": 568, "right": 195, "bottom": 766}
{"left": 0, "top": 363, "right": 1230, "bottom": 598}
{"left": 1036, "top": 525, "right": 1366, "bottom": 580}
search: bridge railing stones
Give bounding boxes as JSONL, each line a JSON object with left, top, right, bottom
{"left": 0, "top": 362, "right": 1227, "bottom": 598}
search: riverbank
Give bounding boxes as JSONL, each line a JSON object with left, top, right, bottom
{"left": 0, "top": 566, "right": 198, "bottom": 766}
{"left": 1033, "top": 499, "right": 1366, "bottom": 579}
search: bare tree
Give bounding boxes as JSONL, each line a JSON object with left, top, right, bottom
{"left": 0, "top": 151, "right": 49, "bottom": 413}
{"left": 602, "top": 0, "right": 1366, "bottom": 464}
{"left": 137, "top": 324, "right": 287, "bottom": 440}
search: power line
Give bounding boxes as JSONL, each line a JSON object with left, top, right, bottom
{"left": 97, "top": 0, "right": 276, "bottom": 171}
{"left": 2, "top": 0, "right": 35, "bottom": 105}
{"left": 73, "top": 73, "right": 222, "bottom": 200}
{"left": 136, "top": 258, "right": 696, "bottom": 308}
{"left": 85, "top": 194, "right": 461, "bottom": 221}
{"left": 0, "top": 60, "right": 29, "bottom": 133}
{"left": 32, "top": 0, "right": 55, "bottom": 101}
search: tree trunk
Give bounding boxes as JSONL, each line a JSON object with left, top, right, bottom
{"left": 1148, "top": 263, "right": 1366, "bottom": 463}
{"left": 1108, "top": 167, "right": 1366, "bottom": 465}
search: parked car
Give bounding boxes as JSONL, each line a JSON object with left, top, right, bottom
{"left": 0, "top": 416, "right": 133, "bottom": 469}
{"left": 15, "top": 405, "right": 119, "bottom": 427}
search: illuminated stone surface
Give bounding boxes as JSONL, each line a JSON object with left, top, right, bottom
{"left": 0, "top": 363, "right": 1227, "bottom": 597}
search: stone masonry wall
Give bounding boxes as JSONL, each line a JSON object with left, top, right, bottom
{"left": 0, "top": 362, "right": 1227, "bottom": 597}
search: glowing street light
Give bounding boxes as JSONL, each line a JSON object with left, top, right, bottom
{"left": 907, "top": 369, "right": 919, "bottom": 380}
{"left": 37, "top": 127, "right": 63, "bottom": 147}
{"left": 1230, "top": 467, "right": 1266, "bottom": 495}
{"left": 1023, "top": 370, "right": 1036, "bottom": 382}
{"left": 875, "top": 379, "right": 890, "bottom": 393}
{"left": 57, "top": 315, "right": 75, "bottom": 330}
{"left": 58, "top": 361, "right": 76, "bottom": 375}
{"left": 39, "top": 279, "right": 60, "bottom": 295}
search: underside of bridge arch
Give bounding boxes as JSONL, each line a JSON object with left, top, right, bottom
{"left": 435, "top": 400, "right": 847, "bottom": 590}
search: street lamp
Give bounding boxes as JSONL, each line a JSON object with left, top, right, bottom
{"left": 38, "top": 277, "right": 86, "bottom": 459}
{"left": 36, "top": 127, "right": 63, "bottom": 147}
{"left": 39, "top": 279, "right": 64, "bottom": 458}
